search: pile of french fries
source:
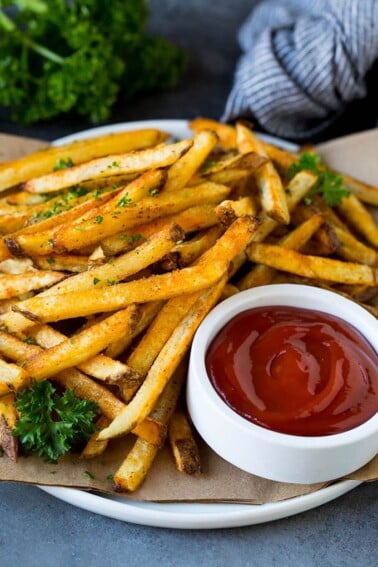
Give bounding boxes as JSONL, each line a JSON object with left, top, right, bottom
{"left": 0, "top": 118, "right": 377, "bottom": 492}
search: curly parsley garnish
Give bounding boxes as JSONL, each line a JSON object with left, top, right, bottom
{"left": 288, "top": 152, "right": 350, "bottom": 207}
{"left": 13, "top": 381, "right": 98, "bottom": 463}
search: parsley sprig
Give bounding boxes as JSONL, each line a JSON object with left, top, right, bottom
{"left": 13, "top": 381, "right": 98, "bottom": 463}
{"left": 0, "top": 1, "right": 186, "bottom": 124}
{"left": 288, "top": 152, "right": 350, "bottom": 207}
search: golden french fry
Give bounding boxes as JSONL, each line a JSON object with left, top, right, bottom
{"left": 333, "top": 226, "right": 378, "bottom": 266}
{"left": 189, "top": 117, "right": 237, "bottom": 149}
{"left": 215, "top": 196, "right": 257, "bottom": 225}
{"left": 168, "top": 410, "right": 201, "bottom": 474}
{"left": 5, "top": 188, "right": 119, "bottom": 257}
{"left": 247, "top": 243, "right": 377, "bottom": 285}
{"left": 236, "top": 122, "right": 290, "bottom": 224}
{"left": 0, "top": 393, "right": 18, "bottom": 461}
{"left": 0, "top": 270, "right": 66, "bottom": 300}
{"left": 240, "top": 214, "right": 325, "bottom": 290}
{"left": 8, "top": 216, "right": 256, "bottom": 328}
{"left": 23, "top": 306, "right": 140, "bottom": 381}
{"left": 0, "top": 358, "right": 30, "bottom": 396}
{"left": 38, "top": 224, "right": 182, "bottom": 296}
{"left": 33, "top": 255, "right": 89, "bottom": 273}
{"left": 105, "top": 301, "right": 162, "bottom": 360}
{"left": 24, "top": 139, "right": 192, "bottom": 193}
{"left": 337, "top": 194, "right": 378, "bottom": 248}
{"left": 99, "top": 278, "right": 227, "bottom": 440}
{"left": 113, "top": 363, "right": 187, "bottom": 491}
{"left": 113, "top": 437, "right": 159, "bottom": 493}
{"left": 80, "top": 416, "right": 110, "bottom": 460}
{"left": 0, "top": 128, "right": 168, "bottom": 192}
{"left": 100, "top": 204, "right": 219, "bottom": 256}
{"left": 27, "top": 324, "right": 141, "bottom": 384}
{"left": 164, "top": 130, "right": 218, "bottom": 192}
{"left": 51, "top": 181, "right": 228, "bottom": 253}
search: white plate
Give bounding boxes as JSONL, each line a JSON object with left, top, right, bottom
{"left": 39, "top": 119, "right": 361, "bottom": 529}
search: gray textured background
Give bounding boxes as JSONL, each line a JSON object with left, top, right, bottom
{"left": 0, "top": 2, "right": 377, "bottom": 565}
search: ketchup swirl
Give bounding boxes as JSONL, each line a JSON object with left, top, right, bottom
{"left": 206, "top": 306, "right": 378, "bottom": 436}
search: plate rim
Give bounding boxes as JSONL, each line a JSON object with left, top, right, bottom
{"left": 42, "top": 118, "right": 361, "bottom": 529}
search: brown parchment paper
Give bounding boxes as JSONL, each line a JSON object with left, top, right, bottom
{"left": 0, "top": 127, "right": 377, "bottom": 504}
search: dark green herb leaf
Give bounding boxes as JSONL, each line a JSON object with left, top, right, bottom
{"left": 288, "top": 152, "right": 350, "bottom": 207}
{"left": 13, "top": 381, "right": 98, "bottom": 463}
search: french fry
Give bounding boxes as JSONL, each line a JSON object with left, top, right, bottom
{"left": 8, "top": 216, "right": 257, "bottom": 328}
{"left": 23, "top": 139, "right": 192, "bottom": 193}
{"left": 333, "top": 226, "right": 378, "bottom": 266}
{"left": 51, "top": 181, "right": 229, "bottom": 253}
{"left": 113, "top": 437, "right": 159, "bottom": 493}
{"left": 22, "top": 306, "right": 141, "bottom": 381}
{"left": 80, "top": 416, "right": 110, "bottom": 460}
{"left": 168, "top": 410, "right": 201, "bottom": 474}
{"left": 104, "top": 301, "right": 162, "bottom": 360}
{"left": 33, "top": 255, "right": 89, "bottom": 273}
{"left": 189, "top": 117, "right": 237, "bottom": 149}
{"left": 247, "top": 243, "right": 377, "bottom": 285}
{"left": 0, "top": 358, "right": 30, "bottom": 396}
{"left": 0, "top": 128, "right": 168, "bottom": 192}
{"left": 99, "top": 278, "right": 227, "bottom": 440}
{"left": 0, "top": 270, "right": 66, "bottom": 300}
{"left": 5, "top": 188, "right": 120, "bottom": 257}
{"left": 113, "top": 363, "right": 187, "bottom": 491}
{"left": 337, "top": 194, "right": 378, "bottom": 248}
{"left": 164, "top": 130, "right": 218, "bottom": 192}
{"left": 0, "top": 393, "right": 18, "bottom": 461}
{"left": 37, "top": 224, "right": 183, "bottom": 296}
{"left": 100, "top": 204, "right": 219, "bottom": 256}
{"left": 240, "top": 214, "right": 325, "bottom": 290}
{"left": 236, "top": 122, "right": 290, "bottom": 224}
{"left": 27, "top": 324, "right": 141, "bottom": 385}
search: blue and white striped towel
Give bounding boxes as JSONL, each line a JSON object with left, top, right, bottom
{"left": 223, "top": 0, "right": 378, "bottom": 140}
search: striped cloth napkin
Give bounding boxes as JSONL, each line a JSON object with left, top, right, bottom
{"left": 223, "top": 0, "right": 378, "bottom": 140}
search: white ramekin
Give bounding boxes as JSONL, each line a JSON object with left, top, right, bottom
{"left": 187, "top": 284, "right": 378, "bottom": 484}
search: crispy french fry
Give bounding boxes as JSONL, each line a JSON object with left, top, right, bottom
{"left": 0, "top": 270, "right": 66, "bottom": 300}
{"left": 240, "top": 214, "right": 325, "bottom": 290}
{"left": 236, "top": 123, "right": 290, "bottom": 224}
{"left": 333, "top": 226, "right": 378, "bottom": 266}
{"left": 8, "top": 216, "right": 257, "bottom": 328}
{"left": 0, "top": 128, "right": 168, "bottom": 192}
{"left": 337, "top": 194, "right": 378, "bottom": 248}
{"left": 38, "top": 224, "right": 183, "bottom": 296}
{"left": 0, "top": 358, "right": 30, "bottom": 396}
{"left": 168, "top": 410, "right": 201, "bottom": 474}
{"left": 100, "top": 204, "right": 219, "bottom": 256}
{"left": 164, "top": 130, "right": 218, "bottom": 192}
{"left": 32, "top": 255, "right": 89, "bottom": 272}
{"left": 5, "top": 188, "right": 119, "bottom": 257}
{"left": 24, "top": 140, "right": 192, "bottom": 193}
{"left": 189, "top": 117, "right": 237, "bottom": 149}
{"left": 113, "top": 437, "right": 159, "bottom": 492}
{"left": 105, "top": 301, "right": 162, "bottom": 360}
{"left": 27, "top": 324, "right": 141, "bottom": 384}
{"left": 215, "top": 196, "right": 257, "bottom": 225}
{"left": 247, "top": 243, "right": 377, "bottom": 285}
{"left": 0, "top": 393, "right": 18, "bottom": 461}
{"left": 22, "top": 306, "right": 141, "bottom": 381}
{"left": 99, "top": 278, "right": 227, "bottom": 440}
{"left": 50, "top": 181, "right": 229, "bottom": 253}
{"left": 80, "top": 416, "right": 110, "bottom": 459}
{"left": 113, "top": 363, "right": 187, "bottom": 491}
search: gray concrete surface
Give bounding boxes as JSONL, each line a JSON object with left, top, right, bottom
{"left": 0, "top": 2, "right": 377, "bottom": 565}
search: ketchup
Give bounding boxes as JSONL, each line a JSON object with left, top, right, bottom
{"left": 206, "top": 306, "right": 378, "bottom": 436}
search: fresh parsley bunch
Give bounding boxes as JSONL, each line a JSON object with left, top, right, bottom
{"left": 0, "top": 1, "right": 186, "bottom": 124}
{"left": 13, "top": 380, "right": 98, "bottom": 462}
{"left": 288, "top": 151, "right": 350, "bottom": 206}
